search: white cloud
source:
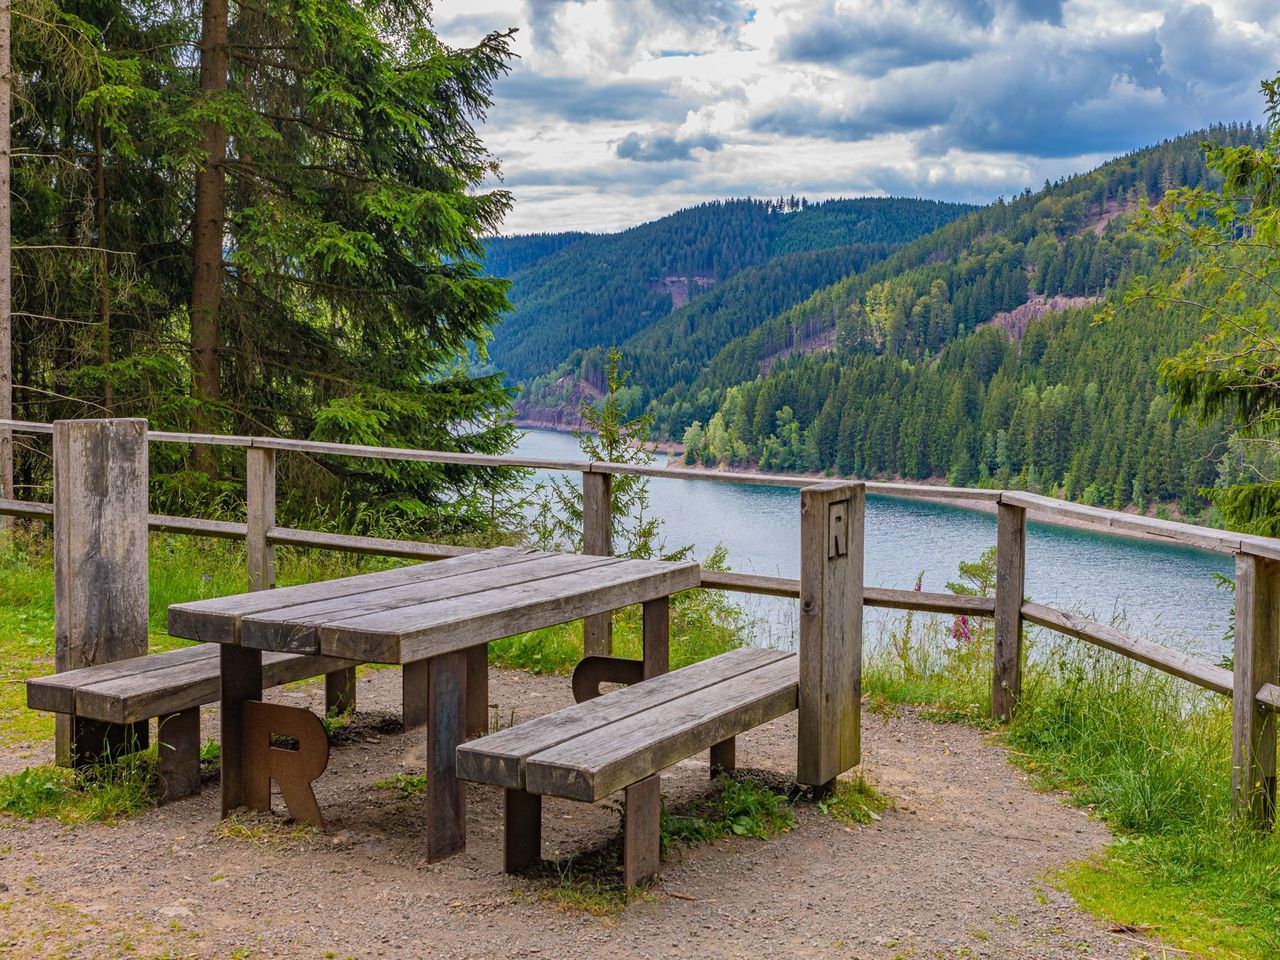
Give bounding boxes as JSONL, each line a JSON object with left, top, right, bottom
{"left": 433, "top": 0, "right": 1279, "bottom": 233}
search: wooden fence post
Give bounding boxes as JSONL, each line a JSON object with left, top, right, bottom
{"left": 1233, "top": 551, "right": 1279, "bottom": 829}
{"left": 245, "top": 446, "right": 276, "bottom": 592}
{"left": 53, "top": 418, "right": 149, "bottom": 765}
{"left": 797, "top": 480, "right": 863, "bottom": 790}
{"left": 582, "top": 470, "right": 612, "bottom": 657}
{"left": 992, "top": 501, "right": 1027, "bottom": 722}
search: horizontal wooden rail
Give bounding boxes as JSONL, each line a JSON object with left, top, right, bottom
{"left": 1021, "top": 601, "right": 1234, "bottom": 696}
{"left": 698, "top": 570, "right": 998, "bottom": 617}
{"left": 266, "top": 526, "right": 478, "bottom": 560}
{"left": 7, "top": 417, "right": 1275, "bottom": 558}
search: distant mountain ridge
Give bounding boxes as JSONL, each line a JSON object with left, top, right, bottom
{"left": 486, "top": 196, "right": 977, "bottom": 385}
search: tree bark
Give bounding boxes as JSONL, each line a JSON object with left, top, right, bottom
{"left": 94, "top": 119, "right": 112, "bottom": 416}
{"left": 0, "top": 0, "right": 13, "bottom": 522}
{"left": 190, "top": 0, "right": 229, "bottom": 464}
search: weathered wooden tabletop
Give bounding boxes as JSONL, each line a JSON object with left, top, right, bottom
{"left": 168, "top": 545, "right": 701, "bottom": 661}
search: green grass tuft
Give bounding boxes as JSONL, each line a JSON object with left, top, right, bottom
{"left": 660, "top": 774, "right": 796, "bottom": 851}
{"left": 818, "top": 776, "right": 893, "bottom": 828}
{"left": 372, "top": 772, "right": 428, "bottom": 799}
{"left": 0, "top": 754, "right": 157, "bottom": 824}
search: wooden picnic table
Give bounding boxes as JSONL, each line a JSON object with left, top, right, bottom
{"left": 167, "top": 546, "right": 701, "bottom": 860}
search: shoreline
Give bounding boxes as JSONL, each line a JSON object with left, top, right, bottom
{"left": 514, "top": 423, "right": 1226, "bottom": 556}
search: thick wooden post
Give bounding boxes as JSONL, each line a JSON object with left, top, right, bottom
{"left": 245, "top": 446, "right": 275, "bottom": 592}
{"left": 992, "top": 502, "right": 1027, "bottom": 722}
{"left": 53, "top": 418, "right": 149, "bottom": 765}
{"left": 1233, "top": 552, "right": 1280, "bottom": 829}
{"left": 797, "top": 480, "right": 863, "bottom": 789}
{"left": 582, "top": 470, "right": 612, "bottom": 657}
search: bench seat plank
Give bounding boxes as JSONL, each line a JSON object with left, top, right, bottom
{"left": 27, "top": 645, "right": 220, "bottom": 715}
{"left": 456, "top": 647, "right": 790, "bottom": 789}
{"left": 168, "top": 546, "right": 537, "bottom": 644}
{"left": 524, "top": 655, "right": 799, "bottom": 802}
{"left": 241, "top": 553, "right": 617, "bottom": 654}
{"left": 28, "top": 646, "right": 359, "bottom": 725}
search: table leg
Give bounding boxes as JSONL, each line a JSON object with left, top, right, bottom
{"left": 426, "top": 650, "right": 467, "bottom": 862}
{"left": 465, "top": 643, "right": 489, "bottom": 738}
{"left": 220, "top": 645, "right": 263, "bottom": 817}
{"left": 642, "top": 596, "right": 670, "bottom": 680}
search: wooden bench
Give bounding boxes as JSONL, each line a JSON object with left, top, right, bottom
{"left": 26, "top": 645, "right": 358, "bottom": 802}
{"left": 456, "top": 646, "right": 799, "bottom": 886}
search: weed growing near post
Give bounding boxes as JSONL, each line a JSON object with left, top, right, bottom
{"left": 372, "top": 772, "right": 428, "bottom": 799}
{"left": 817, "top": 776, "right": 893, "bottom": 828}
{"left": 660, "top": 775, "right": 796, "bottom": 852}
{"left": 0, "top": 753, "right": 157, "bottom": 824}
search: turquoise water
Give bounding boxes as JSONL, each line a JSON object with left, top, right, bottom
{"left": 515, "top": 429, "right": 1236, "bottom": 657}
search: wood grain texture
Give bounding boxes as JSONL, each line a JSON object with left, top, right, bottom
{"left": 426, "top": 649, "right": 467, "bottom": 862}
{"left": 28, "top": 644, "right": 219, "bottom": 715}
{"left": 61, "top": 648, "right": 357, "bottom": 725}
{"left": 246, "top": 446, "right": 276, "bottom": 592}
{"left": 466, "top": 644, "right": 488, "bottom": 738}
{"left": 157, "top": 708, "right": 201, "bottom": 803}
{"left": 242, "top": 552, "right": 613, "bottom": 655}
{"left": 1021, "top": 602, "right": 1233, "bottom": 695}
{"left": 582, "top": 471, "right": 613, "bottom": 658}
{"left": 642, "top": 596, "right": 669, "bottom": 680}
{"left": 325, "top": 667, "right": 357, "bottom": 716}
{"left": 317, "top": 558, "right": 700, "bottom": 664}
{"left": 1233, "top": 553, "right": 1280, "bottom": 828}
{"left": 993, "top": 502, "right": 1027, "bottom": 722}
{"left": 457, "top": 647, "right": 791, "bottom": 789}
{"left": 168, "top": 546, "right": 532, "bottom": 644}
{"left": 220, "top": 644, "right": 263, "bottom": 816}
{"left": 523, "top": 655, "right": 799, "bottom": 802}
{"left": 52, "top": 419, "right": 149, "bottom": 766}
{"left": 623, "top": 775, "right": 661, "bottom": 887}
{"left": 797, "top": 481, "right": 863, "bottom": 787}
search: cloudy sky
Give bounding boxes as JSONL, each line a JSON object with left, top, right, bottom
{"left": 432, "top": 0, "right": 1280, "bottom": 234}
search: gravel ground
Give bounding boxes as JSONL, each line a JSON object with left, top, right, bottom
{"left": 0, "top": 665, "right": 1155, "bottom": 960}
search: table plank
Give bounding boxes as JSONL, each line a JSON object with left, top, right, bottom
{"left": 319, "top": 559, "right": 702, "bottom": 663}
{"left": 456, "top": 647, "right": 791, "bottom": 789}
{"left": 525, "top": 655, "right": 799, "bottom": 802}
{"left": 240, "top": 553, "right": 619, "bottom": 654}
{"left": 168, "top": 546, "right": 537, "bottom": 644}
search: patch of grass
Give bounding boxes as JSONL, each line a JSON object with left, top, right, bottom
{"left": 818, "top": 775, "right": 893, "bottom": 827}
{"left": 217, "top": 813, "right": 316, "bottom": 846}
{"left": 372, "top": 771, "right": 428, "bottom": 799}
{"left": 0, "top": 753, "right": 157, "bottom": 824}
{"left": 865, "top": 587, "right": 1280, "bottom": 960}
{"left": 660, "top": 774, "right": 796, "bottom": 851}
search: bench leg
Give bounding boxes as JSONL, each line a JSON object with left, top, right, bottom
{"left": 503, "top": 788, "right": 542, "bottom": 873}
{"left": 57, "top": 716, "right": 148, "bottom": 769}
{"left": 426, "top": 651, "right": 467, "bottom": 862}
{"left": 157, "top": 708, "right": 202, "bottom": 803}
{"left": 642, "top": 597, "right": 670, "bottom": 679}
{"left": 220, "top": 645, "right": 263, "bottom": 817}
{"left": 402, "top": 659, "right": 429, "bottom": 730}
{"left": 624, "top": 774, "right": 661, "bottom": 887}
{"left": 466, "top": 644, "right": 488, "bottom": 739}
{"left": 325, "top": 667, "right": 357, "bottom": 716}
{"left": 710, "top": 738, "right": 736, "bottom": 778}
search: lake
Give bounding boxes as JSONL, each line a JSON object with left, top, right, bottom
{"left": 514, "top": 429, "right": 1236, "bottom": 658}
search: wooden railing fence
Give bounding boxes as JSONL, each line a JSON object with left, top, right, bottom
{"left": 2, "top": 417, "right": 1278, "bottom": 828}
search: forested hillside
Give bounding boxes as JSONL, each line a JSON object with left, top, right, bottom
{"left": 666, "top": 125, "right": 1266, "bottom": 515}
{"left": 490, "top": 197, "right": 974, "bottom": 383}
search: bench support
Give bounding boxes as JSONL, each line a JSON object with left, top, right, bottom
{"left": 503, "top": 788, "right": 542, "bottom": 872}
{"left": 426, "top": 650, "right": 468, "bottom": 862}
{"left": 624, "top": 774, "right": 661, "bottom": 887}
{"left": 220, "top": 645, "right": 263, "bottom": 816}
{"left": 324, "top": 667, "right": 357, "bottom": 717}
{"left": 158, "top": 708, "right": 202, "bottom": 803}
{"left": 66, "top": 717, "right": 148, "bottom": 767}
{"left": 466, "top": 644, "right": 489, "bottom": 738}
{"left": 710, "top": 738, "right": 735, "bottom": 777}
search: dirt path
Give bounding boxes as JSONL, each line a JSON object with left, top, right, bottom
{"left": 0, "top": 666, "right": 1151, "bottom": 960}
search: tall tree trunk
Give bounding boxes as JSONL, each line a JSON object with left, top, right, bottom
{"left": 0, "top": 0, "right": 12, "bottom": 524}
{"left": 94, "top": 119, "right": 111, "bottom": 416}
{"left": 190, "top": 0, "right": 228, "bottom": 468}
